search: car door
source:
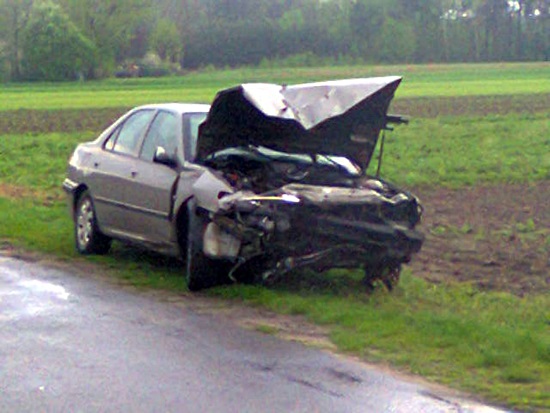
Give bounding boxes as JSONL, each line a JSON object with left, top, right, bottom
{"left": 120, "top": 110, "right": 182, "bottom": 247}
{"left": 88, "top": 109, "right": 156, "bottom": 236}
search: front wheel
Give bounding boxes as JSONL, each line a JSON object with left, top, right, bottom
{"left": 185, "top": 212, "right": 230, "bottom": 291}
{"left": 74, "top": 191, "right": 111, "bottom": 255}
{"left": 363, "top": 260, "right": 402, "bottom": 292}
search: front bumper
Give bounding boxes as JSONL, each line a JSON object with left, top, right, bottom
{"left": 314, "top": 214, "right": 424, "bottom": 260}
{"left": 62, "top": 178, "right": 79, "bottom": 217}
{"left": 62, "top": 178, "right": 79, "bottom": 195}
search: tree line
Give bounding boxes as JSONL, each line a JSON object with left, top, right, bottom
{"left": 0, "top": 0, "right": 548, "bottom": 81}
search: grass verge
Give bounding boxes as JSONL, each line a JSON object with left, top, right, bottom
{"left": 212, "top": 273, "right": 550, "bottom": 411}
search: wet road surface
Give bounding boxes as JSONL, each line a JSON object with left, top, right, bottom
{"left": 0, "top": 255, "right": 510, "bottom": 413}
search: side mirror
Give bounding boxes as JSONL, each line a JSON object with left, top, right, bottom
{"left": 153, "top": 146, "right": 177, "bottom": 167}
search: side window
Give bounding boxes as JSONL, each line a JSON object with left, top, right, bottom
{"left": 140, "top": 111, "right": 179, "bottom": 162}
{"left": 112, "top": 110, "right": 155, "bottom": 156}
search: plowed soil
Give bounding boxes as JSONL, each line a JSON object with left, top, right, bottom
{"left": 410, "top": 181, "right": 549, "bottom": 296}
{"left": 1, "top": 93, "right": 549, "bottom": 134}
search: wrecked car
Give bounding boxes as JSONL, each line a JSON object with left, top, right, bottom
{"left": 63, "top": 77, "right": 424, "bottom": 291}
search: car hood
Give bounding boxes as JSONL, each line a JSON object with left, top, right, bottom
{"left": 197, "top": 76, "right": 402, "bottom": 169}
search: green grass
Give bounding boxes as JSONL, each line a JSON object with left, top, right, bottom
{"left": 0, "top": 132, "right": 94, "bottom": 191}
{"left": 254, "top": 324, "right": 280, "bottom": 335}
{"left": 0, "top": 198, "right": 72, "bottom": 255}
{"left": 1, "top": 62, "right": 548, "bottom": 110}
{"left": 374, "top": 112, "right": 550, "bottom": 187}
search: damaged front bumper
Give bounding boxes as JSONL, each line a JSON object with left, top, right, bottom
{"left": 193, "top": 175, "right": 424, "bottom": 285}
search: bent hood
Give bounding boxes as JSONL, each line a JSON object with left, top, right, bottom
{"left": 197, "top": 76, "right": 402, "bottom": 169}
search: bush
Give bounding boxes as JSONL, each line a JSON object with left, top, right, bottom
{"left": 138, "top": 65, "right": 171, "bottom": 78}
{"left": 258, "top": 53, "right": 364, "bottom": 69}
{"left": 20, "top": 1, "right": 97, "bottom": 81}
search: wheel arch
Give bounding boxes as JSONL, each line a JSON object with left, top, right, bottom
{"left": 174, "top": 196, "right": 193, "bottom": 257}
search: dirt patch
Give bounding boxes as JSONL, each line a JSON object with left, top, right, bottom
{"left": 182, "top": 297, "right": 336, "bottom": 350}
{"left": 0, "top": 183, "right": 35, "bottom": 199}
{"left": 1, "top": 94, "right": 548, "bottom": 135}
{"left": 0, "top": 108, "right": 127, "bottom": 135}
{"left": 392, "top": 93, "right": 550, "bottom": 118}
{"left": 0, "top": 183, "right": 61, "bottom": 204}
{"left": 410, "top": 181, "right": 550, "bottom": 295}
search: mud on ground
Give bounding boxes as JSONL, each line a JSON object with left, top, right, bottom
{"left": 1, "top": 94, "right": 549, "bottom": 135}
{"left": 410, "top": 181, "right": 549, "bottom": 296}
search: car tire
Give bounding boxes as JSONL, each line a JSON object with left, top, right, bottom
{"left": 74, "top": 191, "right": 112, "bottom": 255}
{"left": 185, "top": 213, "right": 230, "bottom": 291}
{"left": 381, "top": 263, "right": 401, "bottom": 291}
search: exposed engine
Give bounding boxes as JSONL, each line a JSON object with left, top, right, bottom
{"left": 194, "top": 145, "right": 423, "bottom": 289}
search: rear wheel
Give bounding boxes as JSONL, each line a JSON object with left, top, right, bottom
{"left": 74, "top": 191, "right": 111, "bottom": 255}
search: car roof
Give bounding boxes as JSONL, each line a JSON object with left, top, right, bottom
{"left": 135, "top": 103, "right": 210, "bottom": 114}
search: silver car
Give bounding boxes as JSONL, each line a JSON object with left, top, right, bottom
{"left": 64, "top": 77, "right": 424, "bottom": 291}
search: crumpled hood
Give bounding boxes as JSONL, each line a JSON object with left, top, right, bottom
{"left": 197, "top": 76, "right": 402, "bottom": 169}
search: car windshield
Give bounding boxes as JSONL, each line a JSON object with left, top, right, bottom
{"left": 184, "top": 112, "right": 208, "bottom": 159}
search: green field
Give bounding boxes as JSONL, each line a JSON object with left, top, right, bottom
{"left": 1, "top": 62, "right": 549, "bottom": 110}
{"left": 1, "top": 63, "right": 549, "bottom": 412}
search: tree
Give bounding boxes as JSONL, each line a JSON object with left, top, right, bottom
{"left": 3, "top": 0, "right": 549, "bottom": 81}
{"left": 378, "top": 17, "right": 417, "bottom": 63}
{"left": 151, "top": 19, "right": 181, "bottom": 63}
{"left": 475, "top": 0, "right": 510, "bottom": 60}
{"left": 349, "top": 0, "right": 385, "bottom": 59}
{"left": 20, "top": 1, "right": 97, "bottom": 80}
{"left": 0, "top": 0, "right": 33, "bottom": 80}
{"left": 59, "top": 0, "right": 154, "bottom": 76}
{"left": 399, "top": 0, "right": 445, "bottom": 62}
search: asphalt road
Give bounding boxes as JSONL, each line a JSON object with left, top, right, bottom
{"left": 0, "top": 254, "right": 509, "bottom": 413}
